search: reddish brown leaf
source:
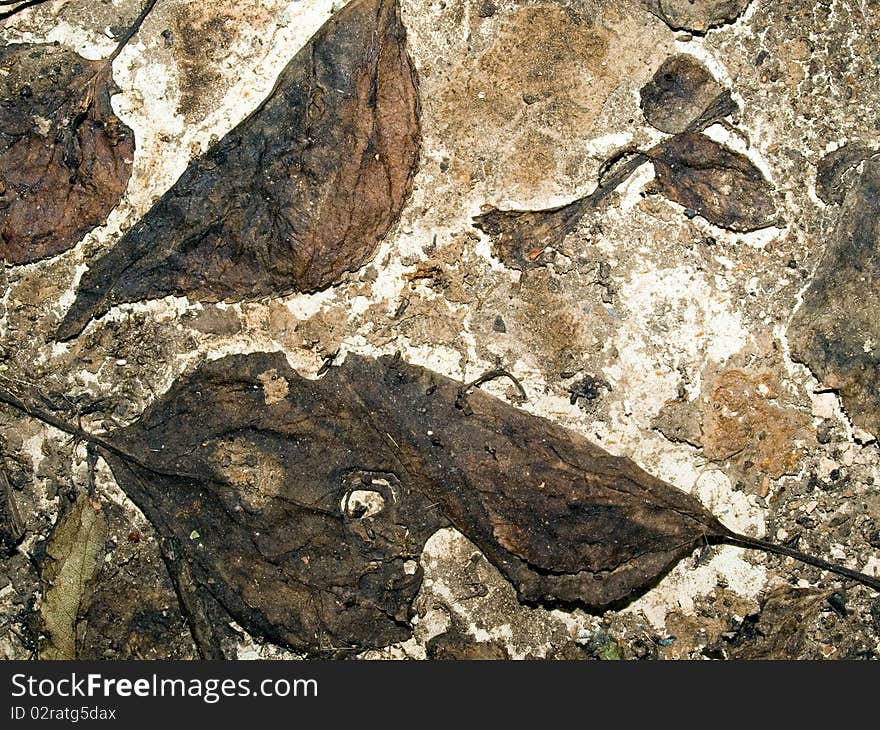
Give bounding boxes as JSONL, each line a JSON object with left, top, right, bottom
{"left": 0, "top": 43, "right": 134, "bottom": 264}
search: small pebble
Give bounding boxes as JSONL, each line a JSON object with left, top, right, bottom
{"left": 827, "top": 591, "right": 847, "bottom": 618}
{"left": 477, "top": 0, "right": 497, "bottom": 18}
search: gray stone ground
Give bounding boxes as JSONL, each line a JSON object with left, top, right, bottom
{"left": 1, "top": 0, "right": 879, "bottom": 659}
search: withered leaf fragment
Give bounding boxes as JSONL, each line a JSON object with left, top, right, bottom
{"left": 0, "top": 43, "right": 135, "bottom": 264}
{"left": 790, "top": 155, "right": 880, "bottom": 436}
{"left": 641, "top": 0, "right": 752, "bottom": 32}
{"left": 640, "top": 55, "right": 725, "bottom": 134}
{"left": 0, "top": 463, "right": 25, "bottom": 554}
{"left": 649, "top": 132, "right": 777, "bottom": 232}
{"left": 57, "top": 0, "right": 421, "bottom": 341}
{"left": 2, "top": 354, "right": 877, "bottom": 655}
{"left": 726, "top": 586, "right": 831, "bottom": 660}
{"left": 474, "top": 97, "right": 756, "bottom": 267}
{"left": 39, "top": 494, "right": 107, "bottom": 660}
{"left": 815, "top": 143, "right": 875, "bottom": 205}
{"left": 473, "top": 150, "right": 647, "bottom": 269}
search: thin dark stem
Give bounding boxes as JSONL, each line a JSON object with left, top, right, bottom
{"left": 463, "top": 368, "right": 528, "bottom": 401}
{"left": 0, "top": 384, "right": 111, "bottom": 447}
{"left": 106, "top": 0, "right": 159, "bottom": 63}
{"left": 0, "top": 382, "right": 159, "bottom": 477}
{"left": 0, "top": 0, "right": 52, "bottom": 22}
{"left": 724, "top": 531, "right": 880, "bottom": 592}
{"left": 0, "top": 454, "right": 25, "bottom": 543}
{"left": 1, "top": 0, "right": 158, "bottom": 61}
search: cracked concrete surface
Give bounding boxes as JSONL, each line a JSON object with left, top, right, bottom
{"left": 1, "top": 0, "right": 880, "bottom": 659}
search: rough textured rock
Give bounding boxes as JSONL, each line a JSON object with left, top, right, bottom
{"left": 56, "top": 0, "right": 421, "bottom": 340}
{"left": 431, "top": 1, "right": 673, "bottom": 205}
{"left": 0, "top": 43, "right": 134, "bottom": 265}
{"left": 700, "top": 368, "right": 809, "bottom": 480}
{"left": 4, "top": 0, "right": 880, "bottom": 662}
{"left": 790, "top": 156, "right": 880, "bottom": 437}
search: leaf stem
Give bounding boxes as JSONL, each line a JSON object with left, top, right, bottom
{"left": 724, "top": 531, "right": 880, "bottom": 592}
{"left": 0, "top": 381, "right": 147, "bottom": 472}
{"left": 0, "top": 0, "right": 53, "bottom": 22}
{"left": 106, "top": 0, "right": 159, "bottom": 64}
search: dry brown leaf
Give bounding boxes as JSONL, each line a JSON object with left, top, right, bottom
{"left": 57, "top": 0, "right": 420, "bottom": 340}
{"left": 0, "top": 43, "right": 134, "bottom": 265}
{"left": 39, "top": 494, "right": 107, "bottom": 660}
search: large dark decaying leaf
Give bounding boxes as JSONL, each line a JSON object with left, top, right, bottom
{"left": 3, "top": 353, "right": 876, "bottom": 655}
{"left": 648, "top": 132, "right": 777, "bottom": 232}
{"left": 0, "top": 43, "right": 135, "bottom": 264}
{"left": 107, "top": 353, "right": 731, "bottom": 621}
{"left": 790, "top": 155, "right": 880, "bottom": 436}
{"left": 56, "top": 0, "right": 421, "bottom": 341}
